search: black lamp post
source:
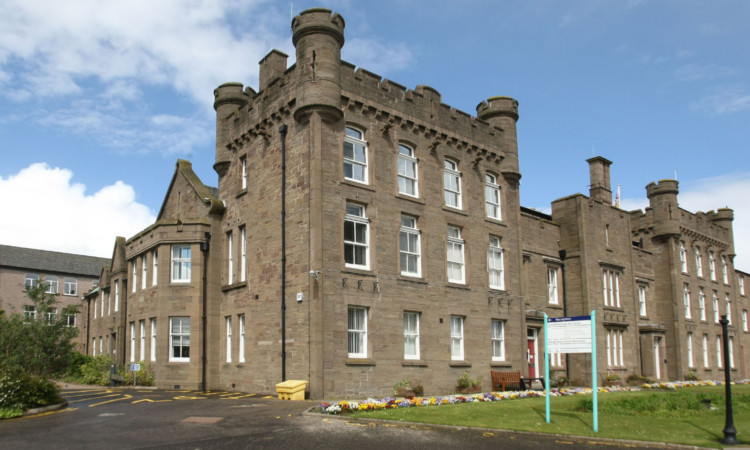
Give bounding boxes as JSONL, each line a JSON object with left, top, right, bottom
{"left": 719, "top": 314, "right": 739, "bottom": 445}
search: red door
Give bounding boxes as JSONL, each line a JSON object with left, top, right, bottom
{"left": 527, "top": 331, "right": 537, "bottom": 378}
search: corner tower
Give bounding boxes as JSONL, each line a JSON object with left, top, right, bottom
{"left": 646, "top": 179, "right": 680, "bottom": 239}
{"left": 476, "top": 96, "right": 520, "bottom": 180}
{"left": 291, "top": 8, "right": 345, "bottom": 123}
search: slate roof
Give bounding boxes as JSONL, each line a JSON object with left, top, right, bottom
{"left": 0, "top": 244, "right": 110, "bottom": 277}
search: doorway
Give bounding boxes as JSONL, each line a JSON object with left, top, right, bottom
{"left": 653, "top": 336, "right": 661, "bottom": 380}
{"left": 527, "top": 328, "right": 538, "bottom": 378}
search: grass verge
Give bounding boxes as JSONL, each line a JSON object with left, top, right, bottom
{"left": 346, "top": 385, "right": 749, "bottom": 448}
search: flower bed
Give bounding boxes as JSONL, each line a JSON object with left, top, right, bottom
{"left": 317, "top": 379, "right": 749, "bottom": 415}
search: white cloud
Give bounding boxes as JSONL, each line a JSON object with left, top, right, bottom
{"left": 674, "top": 63, "right": 735, "bottom": 82}
{"left": 690, "top": 86, "right": 750, "bottom": 116}
{"left": 342, "top": 38, "right": 413, "bottom": 76}
{"left": 0, "top": 0, "right": 280, "bottom": 104}
{"left": 622, "top": 173, "right": 750, "bottom": 270}
{"left": 0, "top": 163, "right": 155, "bottom": 258}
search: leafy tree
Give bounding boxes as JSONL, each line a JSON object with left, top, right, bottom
{"left": 0, "top": 282, "right": 80, "bottom": 378}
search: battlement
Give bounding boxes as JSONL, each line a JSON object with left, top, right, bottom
{"left": 291, "top": 8, "right": 345, "bottom": 48}
{"left": 646, "top": 179, "right": 679, "bottom": 198}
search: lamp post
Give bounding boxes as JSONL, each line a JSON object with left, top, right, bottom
{"left": 719, "top": 314, "right": 739, "bottom": 445}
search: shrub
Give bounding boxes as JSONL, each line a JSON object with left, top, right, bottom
{"left": 626, "top": 374, "right": 652, "bottom": 386}
{"left": 77, "top": 355, "right": 115, "bottom": 386}
{"left": 457, "top": 371, "right": 481, "bottom": 388}
{"left": 684, "top": 370, "right": 699, "bottom": 381}
{"left": 120, "top": 361, "right": 155, "bottom": 386}
{"left": 0, "top": 370, "right": 61, "bottom": 411}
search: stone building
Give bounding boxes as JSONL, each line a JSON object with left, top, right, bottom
{"left": 0, "top": 244, "right": 108, "bottom": 349}
{"left": 85, "top": 8, "right": 748, "bottom": 397}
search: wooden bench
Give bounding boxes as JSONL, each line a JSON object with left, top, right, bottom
{"left": 110, "top": 373, "right": 125, "bottom": 386}
{"left": 491, "top": 370, "right": 526, "bottom": 391}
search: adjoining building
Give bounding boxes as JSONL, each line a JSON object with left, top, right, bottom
{"left": 84, "top": 8, "right": 748, "bottom": 397}
{"left": 0, "top": 244, "right": 109, "bottom": 348}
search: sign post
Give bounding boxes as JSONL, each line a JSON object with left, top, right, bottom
{"left": 130, "top": 363, "right": 141, "bottom": 387}
{"left": 546, "top": 312, "right": 597, "bottom": 431}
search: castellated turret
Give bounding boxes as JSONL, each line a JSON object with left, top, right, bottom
{"left": 646, "top": 179, "right": 681, "bottom": 239}
{"left": 291, "top": 8, "right": 345, "bottom": 123}
{"left": 213, "top": 82, "right": 251, "bottom": 176}
{"left": 476, "top": 96, "right": 520, "bottom": 180}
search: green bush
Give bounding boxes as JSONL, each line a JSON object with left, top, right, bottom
{"left": 77, "top": 355, "right": 115, "bottom": 386}
{"left": 457, "top": 371, "right": 481, "bottom": 388}
{"left": 119, "top": 361, "right": 155, "bottom": 386}
{"left": 0, "top": 370, "right": 61, "bottom": 410}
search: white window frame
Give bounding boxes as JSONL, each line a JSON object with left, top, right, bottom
{"left": 716, "top": 335, "right": 722, "bottom": 368}
{"left": 699, "top": 289, "right": 706, "bottom": 321}
{"left": 687, "top": 332, "right": 694, "bottom": 367}
{"left": 397, "top": 143, "right": 418, "bottom": 197}
{"left": 451, "top": 316, "right": 464, "bottom": 361}
{"left": 344, "top": 203, "right": 370, "bottom": 269}
{"left": 443, "top": 159, "right": 462, "bottom": 209}
{"left": 23, "top": 305, "right": 37, "bottom": 321}
{"left": 45, "top": 275, "right": 58, "bottom": 294}
{"left": 92, "top": 337, "right": 96, "bottom": 356}
{"left": 171, "top": 245, "right": 192, "bottom": 283}
{"left": 152, "top": 249, "right": 158, "bottom": 286}
{"left": 742, "top": 309, "right": 748, "bottom": 332}
{"left": 638, "top": 285, "right": 647, "bottom": 316}
{"left": 240, "top": 227, "right": 246, "bottom": 283}
{"left": 24, "top": 273, "right": 39, "bottom": 290}
{"left": 343, "top": 126, "right": 368, "bottom": 184}
{"left": 729, "top": 336, "right": 735, "bottom": 368}
{"left": 169, "top": 317, "right": 191, "bottom": 362}
{"left": 740, "top": 276, "right": 746, "bottom": 296}
{"left": 63, "top": 277, "right": 78, "bottom": 296}
{"left": 485, "top": 173, "right": 501, "bottom": 220}
{"left": 227, "top": 231, "right": 234, "bottom": 285}
{"left": 695, "top": 248, "right": 703, "bottom": 277}
{"left": 241, "top": 156, "right": 247, "bottom": 190}
{"left": 403, "top": 312, "right": 420, "bottom": 360}
{"left": 491, "top": 319, "right": 505, "bottom": 361}
{"left": 100, "top": 337, "right": 103, "bottom": 356}
{"left": 150, "top": 318, "right": 157, "bottom": 362}
{"left": 722, "top": 256, "right": 728, "bottom": 283}
{"left": 130, "top": 322, "right": 136, "bottom": 362}
{"left": 226, "top": 316, "right": 232, "bottom": 363}
{"left": 114, "top": 281, "right": 119, "bottom": 313}
{"left": 93, "top": 297, "right": 97, "bottom": 319}
{"left": 709, "top": 252, "right": 716, "bottom": 281}
{"left": 606, "top": 328, "right": 624, "bottom": 367}
{"left": 725, "top": 295, "right": 732, "bottom": 324}
{"left": 239, "top": 314, "right": 245, "bottom": 363}
{"left": 488, "top": 237, "right": 505, "bottom": 290}
{"left": 347, "top": 306, "right": 367, "bottom": 359}
{"left": 713, "top": 292, "right": 720, "bottom": 323}
{"left": 702, "top": 334, "right": 709, "bottom": 368}
{"left": 142, "top": 255, "right": 147, "bottom": 290}
{"left": 139, "top": 320, "right": 145, "bottom": 361}
{"left": 446, "top": 226, "right": 465, "bottom": 284}
{"left": 548, "top": 267, "right": 559, "bottom": 304}
{"left": 603, "top": 270, "right": 620, "bottom": 307}
{"left": 679, "top": 242, "right": 688, "bottom": 273}
{"left": 683, "top": 284, "right": 691, "bottom": 319}
{"left": 400, "top": 215, "right": 421, "bottom": 277}
{"left": 132, "top": 260, "right": 137, "bottom": 293}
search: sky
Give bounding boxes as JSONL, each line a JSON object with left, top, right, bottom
{"left": 0, "top": 0, "right": 748, "bottom": 269}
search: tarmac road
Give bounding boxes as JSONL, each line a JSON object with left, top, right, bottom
{"left": 0, "top": 386, "right": 691, "bottom": 449}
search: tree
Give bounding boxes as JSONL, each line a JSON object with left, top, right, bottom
{"left": 0, "top": 282, "right": 80, "bottom": 378}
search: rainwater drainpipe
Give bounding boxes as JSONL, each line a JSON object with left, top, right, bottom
{"left": 558, "top": 249, "right": 570, "bottom": 382}
{"left": 280, "top": 123, "right": 288, "bottom": 382}
{"left": 201, "top": 232, "right": 211, "bottom": 392}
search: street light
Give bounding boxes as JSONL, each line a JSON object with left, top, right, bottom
{"left": 719, "top": 314, "right": 739, "bottom": 445}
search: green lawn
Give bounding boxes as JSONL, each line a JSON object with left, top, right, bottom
{"left": 345, "top": 385, "right": 749, "bottom": 448}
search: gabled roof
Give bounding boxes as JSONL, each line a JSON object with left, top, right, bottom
{"left": 0, "top": 244, "right": 110, "bottom": 277}
{"left": 156, "top": 159, "right": 222, "bottom": 220}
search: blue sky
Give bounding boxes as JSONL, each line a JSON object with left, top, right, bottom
{"left": 1, "top": 0, "right": 748, "bottom": 269}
